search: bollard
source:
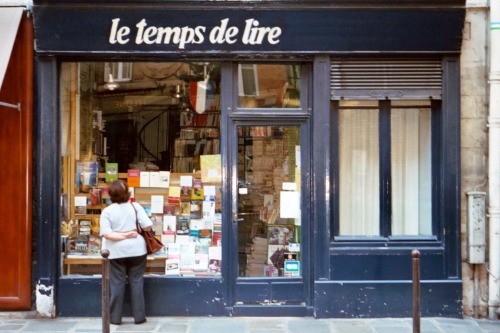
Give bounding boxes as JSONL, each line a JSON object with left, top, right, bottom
{"left": 101, "top": 249, "right": 110, "bottom": 333}
{"left": 412, "top": 250, "right": 421, "bottom": 333}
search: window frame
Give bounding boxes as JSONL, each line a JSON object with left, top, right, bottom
{"left": 330, "top": 99, "right": 442, "bottom": 246}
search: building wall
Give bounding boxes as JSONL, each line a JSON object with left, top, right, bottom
{"left": 461, "top": 0, "right": 489, "bottom": 318}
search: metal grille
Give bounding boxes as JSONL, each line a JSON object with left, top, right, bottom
{"left": 330, "top": 59, "right": 442, "bottom": 100}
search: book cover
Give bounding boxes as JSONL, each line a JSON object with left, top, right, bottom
{"left": 74, "top": 196, "right": 87, "bottom": 215}
{"left": 165, "top": 258, "right": 180, "bottom": 275}
{"left": 78, "top": 219, "right": 92, "bottom": 236}
{"left": 268, "top": 225, "right": 295, "bottom": 245}
{"left": 88, "top": 236, "right": 102, "bottom": 254}
{"left": 190, "top": 200, "right": 203, "bottom": 219}
{"left": 163, "top": 215, "right": 177, "bottom": 234}
{"left": 140, "top": 171, "right": 150, "bottom": 187}
{"left": 179, "top": 255, "right": 195, "bottom": 273}
{"left": 191, "top": 187, "right": 204, "bottom": 200}
{"left": 167, "top": 243, "right": 181, "bottom": 258}
{"left": 66, "top": 235, "right": 89, "bottom": 255}
{"left": 159, "top": 171, "right": 170, "bottom": 188}
{"left": 200, "top": 154, "right": 221, "bottom": 183}
{"left": 161, "top": 233, "right": 176, "bottom": 244}
{"left": 90, "top": 188, "right": 102, "bottom": 205}
{"left": 176, "top": 216, "right": 190, "bottom": 235}
{"left": 127, "top": 169, "right": 141, "bottom": 187}
{"left": 193, "top": 254, "right": 209, "bottom": 271}
{"left": 202, "top": 201, "right": 216, "bottom": 218}
{"left": 180, "top": 201, "right": 191, "bottom": 216}
{"left": 149, "top": 171, "right": 160, "bottom": 187}
{"left": 208, "top": 259, "right": 221, "bottom": 273}
{"left": 168, "top": 186, "right": 181, "bottom": 205}
{"left": 163, "top": 204, "right": 176, "bottom": 215}
{"left": 105, "top": 162, "right": 118, "bottom": 182}
{"left": 151, "top": 214, "right": 163, "bottom": 235}
{"left": 91, "top": 217, "right": 100, "bottom": 237}
{"left": 212, "top": 231, "right": 222, "bottom": 247}
{"left": 150, "top": 195, "right": 164, "bottom": 214}
{"left": 75, "top": 161, "right": 98, "bottom": 193}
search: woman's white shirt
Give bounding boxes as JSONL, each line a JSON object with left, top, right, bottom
{"left": 100, "top": 202, "right": 153, "bottom": 259}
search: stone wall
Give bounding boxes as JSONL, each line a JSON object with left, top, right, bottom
{"left": 461, "top": 0, "right": 489, "bottom": 318}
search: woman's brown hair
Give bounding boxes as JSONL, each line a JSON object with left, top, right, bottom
{"left": 107, "top": 180, "right": 130, "bottom": 203}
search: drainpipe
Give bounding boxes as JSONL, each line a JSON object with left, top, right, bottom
{"left": 488, "top": 0, "right": 500, "bottom": 320}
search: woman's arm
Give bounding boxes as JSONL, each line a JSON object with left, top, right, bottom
{"left": 102, "top": 230, "right": 138, "bottom": 241}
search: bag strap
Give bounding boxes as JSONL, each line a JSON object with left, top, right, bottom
{"left": 130, "top": 202, "right": 141, "bottom": 233}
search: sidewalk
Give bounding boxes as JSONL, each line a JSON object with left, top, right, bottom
{"left": 0, "top": 313, "right": 499, "bottom": 333}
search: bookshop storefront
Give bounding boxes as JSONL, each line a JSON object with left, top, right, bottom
{"left": 32, "top": 0, "right": 465, "bottom": 318}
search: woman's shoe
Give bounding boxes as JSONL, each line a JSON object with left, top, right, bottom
{"left": 110, "top": 322, "right": 121, "bottom": 325}
{"left": 135, "top": 318, "right": 147, "bottom": 325}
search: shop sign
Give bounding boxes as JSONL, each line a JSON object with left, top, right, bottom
{"left": 110, "top": 18, "right": 282, "bottom": 49}
{"left": 33, "top": 7, "right": 465, "bottom": 54}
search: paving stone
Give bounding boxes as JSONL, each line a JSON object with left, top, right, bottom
{"left": 288, "top": 319, "right": 331, "bottom": 333}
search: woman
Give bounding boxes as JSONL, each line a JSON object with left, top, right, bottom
{"left": 100, "top": 179, "right": 153, "bottom": 325}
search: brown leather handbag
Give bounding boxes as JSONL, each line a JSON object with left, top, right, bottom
{"left": 131, "top": 203, "right": 164, "bottom": 254}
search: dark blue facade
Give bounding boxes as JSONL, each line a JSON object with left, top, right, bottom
{"left": 33, "top": 1, "right": 465, "bottom": 318}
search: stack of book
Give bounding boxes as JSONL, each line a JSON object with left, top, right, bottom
{"left": 245, "top": 237, "right": 269, "bottom": 276}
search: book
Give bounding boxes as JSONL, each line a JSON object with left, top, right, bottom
{"left": 193, "top": 254, "right": 209, "bottom": 271}
{"left": 151, "top": 195, "right": 164, "bottom": 214}
{"left": 140, "top": 171, "right": 150, "bottom": 187}
{"left": 163, "top": 204, "right": 176, "bottom": 215}
{"left": 89, "top": 188, "right": 102, "bottom": 205}
{"left": 127, "top": 169, "right": 140, "bottom": 187}
{"left": 159, "top": 171, "right": 170, "bottom": 188}
{"left": 176, "top": 216, "right": 190, "bottom": 235}
{"left": 75, "top": 161, "right": 98, "bottom": 193}
{"left": 91, "top": 217, "right": 100, "bottom": 237}
{"left": 200, "top": 154, "right": 221, "bottom": 183}
{"left": 88, "top": 236, "right": 102, "bottom": 254}
{"left": 165, "top": 258, "right": 180, "bottom": 275}
{"left": 105, "top": 162, "right": 118, "bottom": 182}
{"left": 190, "top": 200, "right": 202, "bottom": 219}
{"left": 167, "top": 243, "right": 181, "bottom": 258}
{"left": 149, "top": 171, "right": 160, "bottom": 187}
{"left": 66, "top": 235, "right": 89, "bottom": 255}
{"left": 151, "top": 214, "right": 163, "bottom": 235}
{"left": 161, "top": 233, "right": 176, "bottom": 244}
{"left": 212, "top": 231, "right": 222, "bottom": 246}
{"left": 191, "top": 178, "right": 203, "bottom": 199}
{"left": 168, "top": 186, "right": 181, "bottom": 205}
{"left": 78, "top": 219, "right": 92, "bottom": 236}
{"left": 74, "top": 196, "right": 87, "bottom": 215}
{"left": 180, "top": 201, "right": 191, "bottom": 216}
{"left": 163, "top": 215, "right": 177, "bottom": 234}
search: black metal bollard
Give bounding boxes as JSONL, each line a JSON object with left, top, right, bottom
{"left": 101, "top": 249, "right": 110, "bottom": 333}
{"left": 412, "top": 250, "right": 421, "bottom": 333}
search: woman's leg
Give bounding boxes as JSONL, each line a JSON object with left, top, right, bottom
{"left": 109, "top": 258, "right": 127, "bottom": 324}
{"left": 126, "top": 254, "right": 147, "bottom": 324}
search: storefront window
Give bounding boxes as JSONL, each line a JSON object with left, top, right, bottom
{"left": 336, "top": 100, "right": 432, "bottom": 237}
{"left": 60, "top": 62, "right": 222, "bottom": 276}
{"left": 238, "top": 64, "right": 301, "bottom": 108}
{"left": 339, "top": 105, "right": 380, "bottom": 236}
{"left": 237, "top": 126, "right": 301, "bottom": 277}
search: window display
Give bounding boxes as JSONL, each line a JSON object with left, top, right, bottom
{"left": 60, "top": 62, "right": 222, "bottom": 276}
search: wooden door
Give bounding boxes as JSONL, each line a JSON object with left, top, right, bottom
{"left": 0, "top": 13, "right": 33, "bottom": 310}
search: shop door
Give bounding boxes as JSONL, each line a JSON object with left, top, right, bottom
{"left": 230, "top": 122, "right": 310, "bottom": 314}
{"left": 0, "top": 11, "right": 33, "bottom": 310}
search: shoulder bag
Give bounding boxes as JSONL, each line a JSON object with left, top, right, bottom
{"left": 131, "top": 202, "right": 164, "bottom": 254}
